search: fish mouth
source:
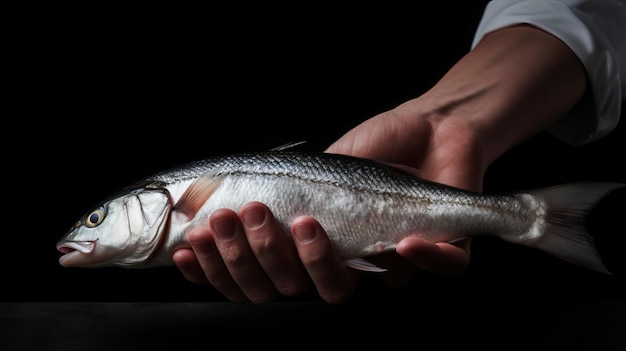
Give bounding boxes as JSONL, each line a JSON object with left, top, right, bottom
{"left": 56, "top": 240, "right": 97, "bottom": 267}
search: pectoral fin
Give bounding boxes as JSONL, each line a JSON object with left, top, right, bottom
{"left": 174, "top": 173, "right": 224, "bottom": 220}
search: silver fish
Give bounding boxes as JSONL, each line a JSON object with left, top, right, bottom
{"left": 56, "top": 151, "right": 624, "bottom": 274}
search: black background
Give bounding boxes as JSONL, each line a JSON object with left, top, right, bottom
{"left": 3, "top": 3, "right": 625, "bottom": 349}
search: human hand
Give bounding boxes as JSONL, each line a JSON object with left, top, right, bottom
{"left": 173, "top": 98, "right": 485, "bottom": 302}
{"left": 172, "top": 201, "right": 358, "bottom": 304}
{"left": 323, "top": 100, "right": 484, "bottom": 286}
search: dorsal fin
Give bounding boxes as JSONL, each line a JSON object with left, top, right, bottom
{"left": 271, "top": 141, "right": 307, "bottom": 151}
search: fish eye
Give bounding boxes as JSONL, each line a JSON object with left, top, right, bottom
{"left": 85, "top": 207, "right": 106, "bottom": 228}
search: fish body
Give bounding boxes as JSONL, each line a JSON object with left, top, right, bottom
{"left": 57, "top": 151, "right": 624, "bottom": 274}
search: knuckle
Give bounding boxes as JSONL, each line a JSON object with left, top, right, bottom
{"left": 219, "top": 246, "right": 247, "bottom": 266}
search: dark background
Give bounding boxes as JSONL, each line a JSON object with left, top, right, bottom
{"left": 3, "top": 3, "right": 625, "bottom": 350}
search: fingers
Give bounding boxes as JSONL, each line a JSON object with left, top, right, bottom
{"left": 238, "top": 202, "right": 311, "bottom": 297}
{"left": 175, "top": 202, "right": 314, "bottom": 303}
{"left": 171, "top": 248, "right": 210, "bottom": 285}
{"left": 175, "top": 221, "right": 251, "bottom": 303}
{"left": 203, "top": 206, "right": 280, "bottom": 303}
{"left": 396, "top": 236, "right": 471, "bottom": 276}
{"left": 291, "top": 216, "right": 359, "bottom": 304}
{"left": 174, "top": 202, "right": 359, "bottom": 304}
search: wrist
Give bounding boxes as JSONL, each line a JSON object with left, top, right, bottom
{"left": 417, "top": 24, "right": 587, "bottom": 165}
{"left": 392, "top": 97, "right": 489, "bottom": 191}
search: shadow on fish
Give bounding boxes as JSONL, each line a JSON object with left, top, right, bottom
{"left": 56, "top": 150, "right": 624, "bottom": 274}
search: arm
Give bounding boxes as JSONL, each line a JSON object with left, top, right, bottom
{"left": 473, "top": 0, "right": 625, "bottom": 145}
{"left": 323, "top": 23, "right": 589, "bottom": 286}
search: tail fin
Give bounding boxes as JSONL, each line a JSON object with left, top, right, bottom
{"left": 528, "top": 182, "right": 624, "bottom": 275}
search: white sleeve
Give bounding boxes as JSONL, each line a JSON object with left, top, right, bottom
{"left": 472, "top": 0, "right": 626, "bottom": 146}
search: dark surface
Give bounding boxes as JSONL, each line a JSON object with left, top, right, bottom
{"left": 2, "top": 301, "right": 626, "bottom": 350}
{"left": 4, "top": 3, "right": 625, "bottom": 350}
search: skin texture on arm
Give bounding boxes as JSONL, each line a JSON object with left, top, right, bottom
{"left": 172, "top": 24, "right": 588, "bottom": 303}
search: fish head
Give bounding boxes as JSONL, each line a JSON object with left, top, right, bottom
{"left": 57, "top": 185, "right": 172, "bottom": 268}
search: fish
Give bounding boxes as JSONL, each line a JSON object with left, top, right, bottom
{"left": 56, "top": 150, "right": 624, "bottom": 274}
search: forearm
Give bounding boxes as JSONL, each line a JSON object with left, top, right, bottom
{"left": 418, "top": 24, "right": 588, "bottom": 167}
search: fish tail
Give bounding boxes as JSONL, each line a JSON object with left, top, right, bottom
{"left": 525, "top": 182, "right": 625, "bottom": 275}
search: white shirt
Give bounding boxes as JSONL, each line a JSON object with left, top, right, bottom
{"left": 473, "top": 0, "right": 626, "bottom": 145}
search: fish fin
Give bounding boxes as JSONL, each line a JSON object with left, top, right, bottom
{"left": 447, "top": 236, "right": 469, "bottom": 244}
{"left": 174, "top": 174, "right": 224, "bottom": 219}
{"left": 271, "top": 141, "right": 307, "bottom": 151}
{"left": 521, "top": 182, "right": 625, "bottom": 275}
{"left": 344, "top": 258, "right": 388, "bottom": 272}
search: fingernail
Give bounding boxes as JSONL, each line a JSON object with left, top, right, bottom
{"left": 190, "top": 237, "right": 214, "bottom": 256}
{"left": 212, "top": 217, "right": 236, "bottom": 241}
{"left": 293, "top": 223, "right": 316, "bottom": 244}
{"left": 241, "top": 206, "right": 266, "bottom": 230}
